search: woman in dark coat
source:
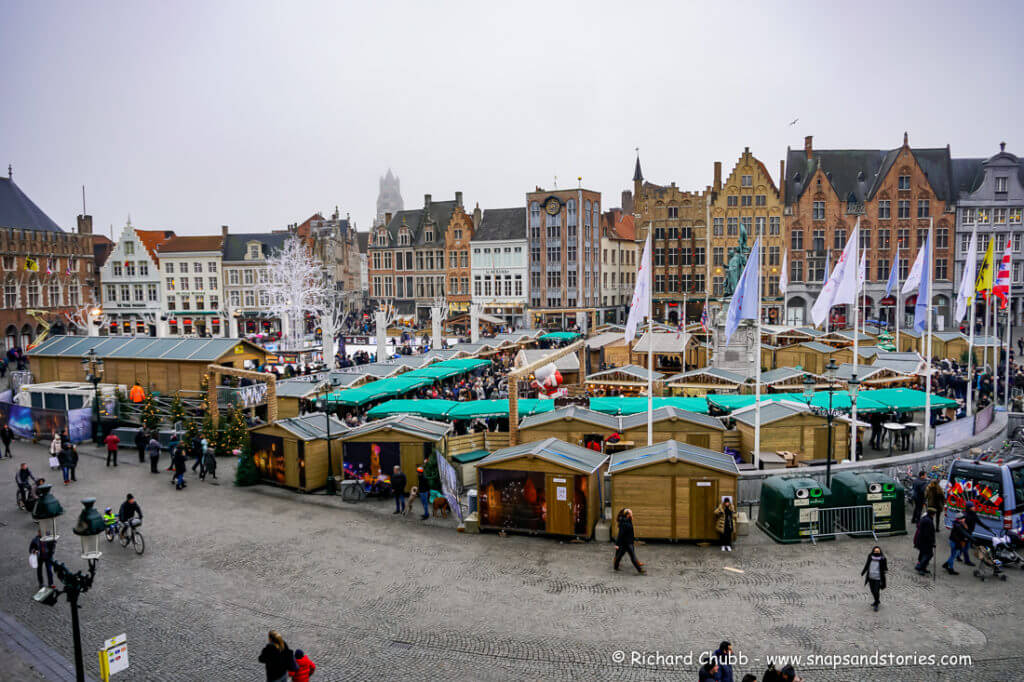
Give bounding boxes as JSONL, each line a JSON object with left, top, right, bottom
{"left": 58, "top": 442, "right": 75, "bottom": 485}
{"left": 860, "top": 545, "right": 888, "bottom": 611}
{"left": 258, "top": 630, "right": 293, "bottom": 682}
{"left": 172, "top": 447, "right": 187, "bottom": 491}
{"left": 613, "top": 508, "right": 645, "bottom": 574}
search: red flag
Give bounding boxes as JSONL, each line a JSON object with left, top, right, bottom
{"left": 992, "top": 237, "right": 1012, "bottom": 308}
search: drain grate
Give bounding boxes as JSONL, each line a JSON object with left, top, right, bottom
{"left": 389, "top": 641, "right": 413, "bottom": 650}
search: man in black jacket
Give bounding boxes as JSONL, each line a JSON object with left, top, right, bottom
{"left": 911, "top": 470, "right": 928, "bottom": 524}
{"left": 30, "top": 529, "right": 55, "bottom": 588}
{"left": 416, "top": 466, "right": 430, "bottom": 520}
{"left": 613, "top": 508, "right": 645, "bottom": 574}
{"left": 914, "top": 513, "right": 935, "bottom": 575}
{"left": 391, "top": 466, "right": 407, "bottom": 515}
{"left": 0, "top": 423, "right": 13, "bottom": 458}
{"left": 134, "top": 429, "right": 148, "bottom": 463}
{"left": 945, "top": 517, "right": 970, "bottom": 575}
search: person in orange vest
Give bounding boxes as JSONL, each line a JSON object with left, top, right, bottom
{"left": 129, "top": 383, "right": 145, "bottom": 403}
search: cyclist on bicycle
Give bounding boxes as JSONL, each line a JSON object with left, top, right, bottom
{"left": 16, "top": 463, "right": 35, "bottom": 504}
{"left": 117, "top": 493, "right": 143, "bottom": 539}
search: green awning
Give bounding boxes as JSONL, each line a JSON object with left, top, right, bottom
{"left": 430, "top": 358, "right": 491, "bottom": 371}
{"left": 451, "top": 449, "right": 490, "bottom": 464}
{"left": 539, "top": 332, "right": 581, "bottom": 342}
{"left": 446, "top": 399, "right": 555, "bottom": 419}
{"left": 706, "top": 393, "right": 807, "bottom": 412}
{"left": 402, "top": 365, "right": 463, "bottom": 380}
{"left": 706, "top": 388, "right": 957, "bottom": 415}
{"left": 862, "top": 388, "right": 958, "bottom": 413}
{"left": 588, "top": 396, "right": 710, "bottom": 415}
{"left": 366, "top": 399, "right": 459, "bottom": 420}
{"left": 320, "top": 375, "right": 434, "bottom": 407}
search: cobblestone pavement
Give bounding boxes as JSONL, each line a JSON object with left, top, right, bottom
{"left": 1, "top": 439, "right": 1023, "bottom": 682}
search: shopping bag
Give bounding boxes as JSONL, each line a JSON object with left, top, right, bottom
{"left": 49, "top": 456, "right": 60, "bottom": 469}
{"left": 29, "top": 552, "right": 38, "bottom": 569}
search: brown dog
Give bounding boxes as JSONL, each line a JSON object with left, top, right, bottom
{"left": 432, "top": 496, "right": 450, "bottom": 518}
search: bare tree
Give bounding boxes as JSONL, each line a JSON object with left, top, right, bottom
{"left": 265, "top": 235, "right": 330, "bottom": 352}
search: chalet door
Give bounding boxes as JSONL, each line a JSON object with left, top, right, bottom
{"left": 545, "top": 474, "right": 575, "bottom": 536}
{"left": 689, "top": 478, "right": 719, "bottom": 540}
{"left": 814, "top": 426, "right": 830, "bottom": 460}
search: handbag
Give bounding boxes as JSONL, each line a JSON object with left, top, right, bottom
{"left": 29, "top": 552, "right": 38, "bottom": 569}
{"left": 49, "top": 456, "right": 60, "bottom": 469}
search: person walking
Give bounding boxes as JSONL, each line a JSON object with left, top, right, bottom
{"left": 29, "top": 529, "right": 55, "bottom": 589}
{"left": 104, "top": 431, "right": 120, "bottom": 467}
{"left": 201, "top": 441, "right": 217, "bottom": 481}
{"left": 66, "top": 440, "right": 79, "bottom": 482}
{"left": 860, "top": 546, "right": 888, "bottom": 611}
{"left": 190, "top": 435, "right": 204, "bottom": 476}
{"left": 49, "top": 432, "right": 63, "bottom": 468}
{"left": 172, "top": 447, "right": 187, "bottom": 490}
{"left": 944, "top": 516, "right": 970, "bottom": 575}
{"left": 613, "top": 508, "right": 645, "bottom": 574}
{"left": 910, "top": 470, "right": 928, "bottom": 524}
{"left": 913, "top": 512, "right": 936, "bottom": 575}
{"left": 714, "top": 498, "right": 736, "bottom": 552}
{"left": 958, "top": 501, "right": 991, "bottom": 566}
{"left": 416, "top": 466, "right": 430, "bottom": 520}
{"left": 58, "top": 440, "right": 75, "bottom": 485}
{"left": 134, "top": 429, "right": 148, "bottom": 463}
{"left": 925, "top": 477, "right": 945, "bottom": 532}
{"left": 698, "top": 661, "right": 720, "bottom": 682}
{"left": 259, "top": 630, "right": 295, "bottom": 682}
{"left": 0, "top": 423, "right": 13, "bottom": 458}
{"left": 712, "top": 641, "right": 735, "bottom": 682}
{"left": 146, "top": 436, "right": 161, "bottom": 474}
{"left": 391, "top": 466, "right": 407, "bottom": 514}
{"left": 288, "top": 649, "right": 316, "bottom": 682}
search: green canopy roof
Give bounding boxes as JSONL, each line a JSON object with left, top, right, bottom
{"left": 446, "top": 399, "right": 555, "bottom": 420}
{"left": 539, "top": 332, "right": 581, "bottom": 342}
{"left": 431, "top": 358, "right": 491, "bottom": 370}
{"left": 706, "top": 393, "right": 807, "bottom": 412}
{"left": 707, "top": 388, "right": 957, "bottom": 415}
{"left": 365, "top": 399, "right": 459, "bottom": 420}
{"left": 320, "top": 375, "right": 434, "bottom": 407}
{"left": 862, "top": 387, "right": 958, "bottom": 412}
{"left": 400, "top": 357, "right": 491, "bottom": 381}
{"left": 588, "top": 396, "right": 710, "bottom": 415}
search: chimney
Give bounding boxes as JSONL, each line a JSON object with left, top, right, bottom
{"left": 221, "top": 225, "right": 229, "bottom": 238}
{"left": 903, "top": 131, "right": 909, "bottom": 147}
{"left": 455, "top": 191, "right": 463, "bottom": 207}
{"left": 713, "top": 161, "right": 722, "bottom": 193}
{"left": 384, "top": 212, "right": 392, "bottom": 226}
{"left": 779, "top": 159, "right": 786, "bottom": 203}
{"left": 424, "top": 194, "right": 432, "bottom": 210}
{"left": 76, "top": 214, "right": 93, "bottom": 235}
{"left": 804, "top": 135, "right": 813, "bottom": 160}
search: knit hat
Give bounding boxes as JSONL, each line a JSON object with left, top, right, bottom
{"left": 294, "top": 649, "right": 304, "bottom": 659}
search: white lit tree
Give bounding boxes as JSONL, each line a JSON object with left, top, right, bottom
{"left": 264, "top": 235, "right": 330, "bottom": 352}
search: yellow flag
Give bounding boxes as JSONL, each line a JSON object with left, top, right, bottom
{"left": 975, "top": 237, "right": 994, "bottom": 296}
{"left": 24, "top": 257, "right": 39, "bottom": 272}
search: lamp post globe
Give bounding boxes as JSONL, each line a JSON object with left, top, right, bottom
{"left": 74, "top": 498, "right": 106, "bottom": 561}
{"left": 32, "top": 483, "right": 64, "bottom": 541}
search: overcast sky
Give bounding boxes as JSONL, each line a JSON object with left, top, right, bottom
{"left": 2, "top": 1, "right": 1020, "bottom": 237}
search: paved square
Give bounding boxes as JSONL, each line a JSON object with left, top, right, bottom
{"left": 1, "top": 438, "right": 1023, "bottom": 681}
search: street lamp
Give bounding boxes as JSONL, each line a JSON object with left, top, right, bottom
{"left": 80, "top": 349, "right": 105, "bottom": 444}
{"left": 848, "top": 374, "right": 861, "bottom": 461}
{"left": 805, "top": 357, "right": 842, "bottom": 486}
{"left": 323, "top": 397, "right": 337, "bottom": 495}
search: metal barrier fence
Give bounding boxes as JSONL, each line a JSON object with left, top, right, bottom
{"left": 809, "top": 505, "right": 876, "bottom": 544}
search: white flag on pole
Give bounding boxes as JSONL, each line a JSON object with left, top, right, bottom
{"left": 858, "top": 251, "right": 866, "bottom": 292}
{"left": 779, "top": 249, "right": 788, "bottom": 295}
{"left": 625, "top": 235, "right": 651, "bottom": 344}
{"left": 901, "top": 242, "right": 926, "bottom": 295}
{"left": 955, "top": 230, "right": 978, "bottom": 323}
{"left": 811, "top": 223, "right": 860, "bottom": 326}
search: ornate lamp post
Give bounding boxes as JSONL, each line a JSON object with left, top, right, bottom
{"left": 33, "top": 492, "right": 104, "bottom": 682}
{"left": 80, "top": 348, "right": 105, "bottom": 444}
{"left": 848, "top": 374, "right": 861, "bottom": 461}
{"left": 324, "top": 397, "right": 337, "bottom": 495}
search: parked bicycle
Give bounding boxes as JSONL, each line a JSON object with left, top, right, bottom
{"left": 105, "top": 519, "right": 145, "bottom": 555}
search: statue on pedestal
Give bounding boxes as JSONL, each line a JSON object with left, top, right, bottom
{"left": 723, "top": 223, "right": 752, "bottom": 297}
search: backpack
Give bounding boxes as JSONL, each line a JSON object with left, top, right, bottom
{"left": 285, "top": 647, "right": 299, "bottom": 673}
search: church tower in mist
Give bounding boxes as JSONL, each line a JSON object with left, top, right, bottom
{"left": 375, "top": 168, "right": 404, "bottom": 226}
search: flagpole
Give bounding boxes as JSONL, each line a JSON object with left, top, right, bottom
{"left": 754, "top": 223, "right": 763, "bottom": 471}
{"left": 925, "top": 217, "right": 934, "bottom": 450}
{"left": 1005, "top": 256, "right": 1012, "bottom": 409}
{"left": 648, "top": 224, "right": 654, "bottom": 447}
{"left": 782, "top": 248, "right": 789, "bottom": 326}
{"left": 851, "top": 219, "right": 860, "bottom": 463}
{"left": 967, "top": 225, "right": 977, "bottom": 417}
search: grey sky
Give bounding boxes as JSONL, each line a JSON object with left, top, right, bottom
{"left": 2, "top": 0, "right": 1020, "bottom": 237}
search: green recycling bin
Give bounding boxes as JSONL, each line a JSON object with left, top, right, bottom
{"left": 756, "top": 476, "right": 833, "bottom": 543}
{"left": 830, "top": 471, "right": 906, "bottom": 536}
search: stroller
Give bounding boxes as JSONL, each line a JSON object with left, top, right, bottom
{"left": 990, "top": 529, "right": 1024, "bottom": 568}
{"left": 971, "top": 532, "right": 1020, "bottom": 582}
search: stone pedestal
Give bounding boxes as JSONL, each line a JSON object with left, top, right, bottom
{"left": 709, "top": 313, "right": 759, "bottom": 380}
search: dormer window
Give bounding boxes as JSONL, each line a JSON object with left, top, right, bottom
{"left": 374, "top": 229, "right": 388, "bottom": 247}
{"left": 248, "top": 245, "right": 260, "bottom": 259}
{"left": 399, "top": 230, "right": 411, "bottom": 246}
{"left": 425, "top": 228, "right": 433, "bottom": 242}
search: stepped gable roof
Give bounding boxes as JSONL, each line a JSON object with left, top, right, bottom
{"left": 0, "top": 176, "right": 62, "bottom": 232}
{"left": 134, "top": 229, "right": 176, "bottom": 265}
{"left": 474, "top": 207, "right": 526, "bottom": 241}
{"left": 377, "top": 199, "right": 458, "bottom": 248}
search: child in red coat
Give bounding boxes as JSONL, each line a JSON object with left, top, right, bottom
{"left": 289, "top": 649, "right": 316, "bottom": 681}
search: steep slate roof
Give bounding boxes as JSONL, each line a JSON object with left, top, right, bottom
{"left": 222, "top": 232, "right": 289, "bottom": 261}
{"left": 588, "top": 364, "right": 665, "bottom": 382}
{"left": 134, "top": 229, "right": 176, "bottom": 265}
{"left": 586, "top": 331, "right": 627, "bottom": 349}
{"left": 158, "top": 235, "right": 223, "bottom": 254}
{"left": 376, "top": 198, "right": 458, "bottom": 248}
{"left": 784, "top": 143, "right": 955, "bottom": 207}
{"left": 951, "top": 158, "right": 986, "bottom": 196}
{"left": 799, "top": 341, "right": 840, "bottom": 354}
{"left": 609, "top": 440, "right": 738, "bottom": 475}
{"left": 473, "top": 207, "right": 526, "bottom": 241}
{"left": 477, "top": 437, "right": 607, "bottom": 474}
{"left": 0, "top": 177, "right": 62, "bottom": 232}
{"left": 835, "top": 363, "right": 885, "bottom": 382}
